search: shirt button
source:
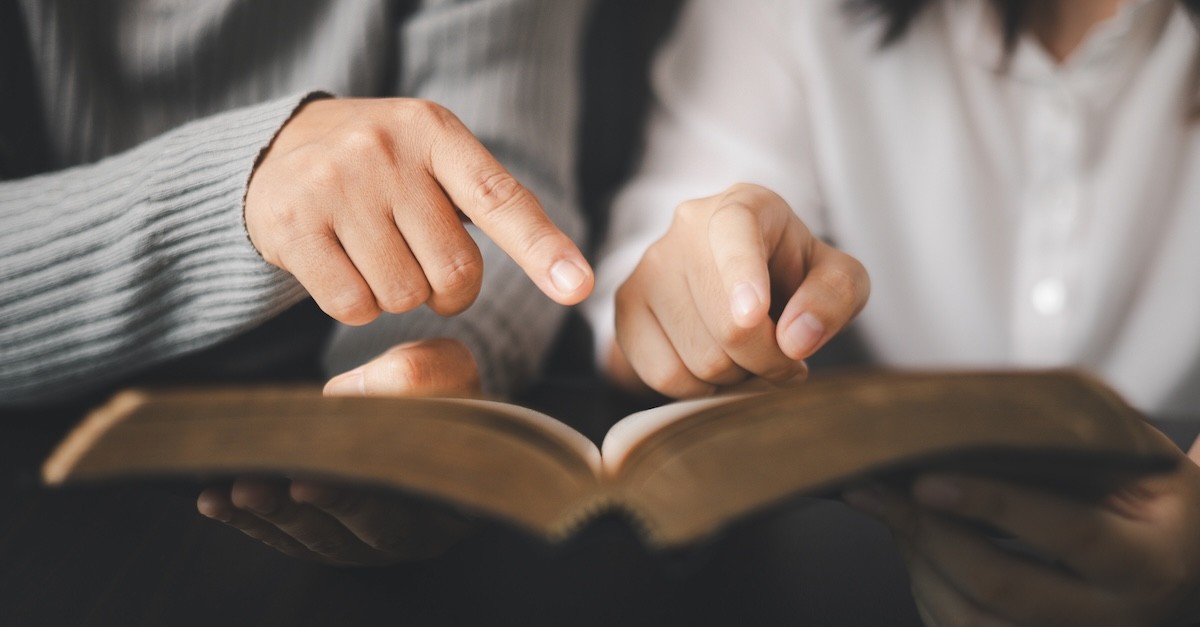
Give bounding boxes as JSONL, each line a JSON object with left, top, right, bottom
{"left": 1031, "top": 278, "right": 1066, "bottom": 315}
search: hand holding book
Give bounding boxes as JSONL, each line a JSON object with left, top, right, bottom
{"left": 845, "top": 425, "right": 1200, "bottom": 627}
{"left": 194, "top": 338, "right": 482, "bottom": 566}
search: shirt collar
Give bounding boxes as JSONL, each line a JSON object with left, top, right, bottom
{"left": 946, "top": 0, "right": 1174, "bottom": 83}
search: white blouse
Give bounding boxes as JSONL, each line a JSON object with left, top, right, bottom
{"left": 584, "top": 0, "right": 1200, "bottom": 415}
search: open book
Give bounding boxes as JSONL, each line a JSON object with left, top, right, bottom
{"left": 43, "top": 369, "right": 1177, "bottom": 548}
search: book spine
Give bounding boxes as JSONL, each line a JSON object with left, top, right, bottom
{"left": 546, "top": 491, "right": 657, "bottom": 543}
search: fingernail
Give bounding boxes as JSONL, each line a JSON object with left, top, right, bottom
{"left": 730, "top": 282, "right": 761, "bottom": 326}
{"left": 550, "top": 259, "right": 587, "bottom": 295}
{"left": 843, "top": 486, "right": 887, "bottom": 516}
{"left": 324, "top": 367, "right": 365, "bottom": 396}
{"left": 913, "top": 477, "right": 962, "bottom": 509}
{"left": 783, "top": 312, "right": 824, "bottom": 358}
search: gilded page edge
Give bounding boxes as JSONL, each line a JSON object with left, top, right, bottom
{"left": 42, "top": 389, "right": 149, "bottom": 484}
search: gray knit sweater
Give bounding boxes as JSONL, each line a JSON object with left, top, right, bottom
{"left": 0, "top": 0, "right": 590, "bottom": 405}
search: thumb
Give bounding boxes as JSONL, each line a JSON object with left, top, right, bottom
{"left": 323, "top": 338, "right": 481, "bottom": 398}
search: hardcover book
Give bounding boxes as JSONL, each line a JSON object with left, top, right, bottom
{"left": 42, "top": 369, "right": 1177, "bottom": 547}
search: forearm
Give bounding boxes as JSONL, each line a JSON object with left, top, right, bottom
{"left": 0, "top": 93, "right": 319, "bottom": 406}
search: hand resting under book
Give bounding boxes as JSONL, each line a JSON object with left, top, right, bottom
{"left": 196, "top": 338, "right": 481, "bottom": 566}
{"left": 846, "top": 427, "right": 1200, "bottom": 627}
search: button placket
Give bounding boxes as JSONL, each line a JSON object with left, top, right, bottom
{"left": 1013, "top": 86, "right": 1082, "bottom": 364}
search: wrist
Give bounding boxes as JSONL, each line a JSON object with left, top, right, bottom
{"left": 243, "top": 91, "right": 334, "bottom": 256}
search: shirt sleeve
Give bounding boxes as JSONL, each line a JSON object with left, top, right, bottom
{"left": 580, "top": 0, "right": 824, "bottom": 372}
{"left": 321, "top": 0, "right": 591, "bottom": 397}
{"left": 0, "top": 92, "right": 322, "bottom": 407}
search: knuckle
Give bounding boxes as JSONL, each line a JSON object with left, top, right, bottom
{"left": 379, "top": 351, "right": 431, "bottom": 391}
{"left": 847, "top": 256, "right": 871, "bottom": 298}
{"left": 326, "top": 292, "right": 379, "bottom": 325}
{"left": 377, "top": 283, "right": 430, "bottom": 314}
{"left": 469, "top": 169, "right": 530, "bottom": 220}
{"left": 432, "top": 251, "right": 484, "bottom": 297}
{"left": 338, "top": 125, "right": 391, "bottom": 157}
{"left": 816, "top": 264, "right": 864, "bottom": 306}
{"left": 637, "top": 242, "right": 670, "bottom": 273}
{"left": 690, "top": 348, "right": 736, "bottom": 383}
{"left": 724, "top": 181, "right": 758, "bottom": 196}
{"left": 262, "top": 196, "right": 305, "bottom": 231}
{"left": 640, "top": 360, "right": 680, "bottom": 393}
{"left": 672, "top": 198, "right": 712, "bottom": 229}
{"left": 710, "top": 197, "right": 756, "bottom": 225}
{"left": 277, "top": 228, "right": 335, "bottom": 262}
{"left": 303, "top": 155, "right": 346, "bottom": 192}
{"left": 643, "top": 361, "right": 709, "bottom": 398}
{"left": 723, "top": 181, "right": 779, "bottom": 205}
{"left": 406, "top": 98, "right": 458, "bottom": 129}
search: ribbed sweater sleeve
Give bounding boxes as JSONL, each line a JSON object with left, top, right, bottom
{"left": 322, "top": 0, "right": 591, "bottom": 397}
{"left": 1, "top": 0, "right": 590, "bottom": 405}
{"left": 0, "top": 93, "right": 316, "bottom": 406}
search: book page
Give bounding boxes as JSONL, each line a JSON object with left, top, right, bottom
{"left": 43, "top": 387, "right": 605, "bottom": 538}
{"left": 603, "top": 370, "right": 1177, "bottom": 547}
{"left": 447, "top": 398, "right": 602, "bottom": 476}
{"left": 599, "top": 393, "right": 754, "bottom": 478}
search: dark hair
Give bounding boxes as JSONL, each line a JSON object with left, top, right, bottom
{"left": 849, "top": 0, "right": 1200, "bottom": 50}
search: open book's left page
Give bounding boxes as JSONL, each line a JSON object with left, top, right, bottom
{"left": 43, "top": 387, "right": 603, "bottom": 537}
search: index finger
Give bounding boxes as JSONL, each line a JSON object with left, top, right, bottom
{"left": 706, "top": 185, "right": 800, "bottom": 328}
{"left": 427, "top": 114, "right": 593, "bottom": 305}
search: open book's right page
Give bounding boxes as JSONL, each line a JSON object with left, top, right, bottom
{"left": 592, "top": 370, "right": 1178, "bottom": 548}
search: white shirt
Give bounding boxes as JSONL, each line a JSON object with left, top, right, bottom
{"left": 583, "top": 0, "right": 1200, "bottom": 415}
